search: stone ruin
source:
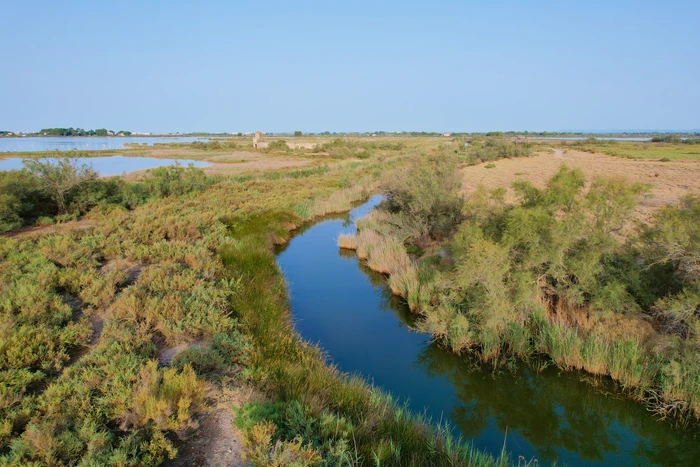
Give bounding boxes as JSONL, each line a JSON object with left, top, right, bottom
{"left": 253, "top": 131, "right": 268, "bottom": 149}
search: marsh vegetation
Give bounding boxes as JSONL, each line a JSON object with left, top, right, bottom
{"left": 1, "top": 135, "right": 699, "bottom": 465}
{"left": 342, "top": 145, "right": 700, "bottom": 424}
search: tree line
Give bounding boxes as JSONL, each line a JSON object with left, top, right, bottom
{"left": 38, "top": 128, "right": 131, "bottom": 136}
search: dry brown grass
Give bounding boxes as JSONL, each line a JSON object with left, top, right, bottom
{"left": 337, "top": 233, "right": 357, "bottom": 250}
{"left": 460, "top": 148, "right": 700, "bottom": 224}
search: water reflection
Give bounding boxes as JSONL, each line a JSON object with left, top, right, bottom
{"left": 277, "top": 197, "right": 700, "bottom": 466}
{"left": 0, "top": 136, "right": 209, "bottom": 152}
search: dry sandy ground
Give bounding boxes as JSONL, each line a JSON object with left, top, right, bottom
{"left": 124, "top": 150, "right": 314, "bottom": 179}
{"left": 165, "top": 386, "right": 260, "bottom": 467}
{"left": 461, "top": 148, "right": 700, "bottom": 223}
{"left": 166, "top": 405, "right": 247, "bottom": 467}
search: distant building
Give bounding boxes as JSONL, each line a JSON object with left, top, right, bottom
{"left": 442, "top": 133, "right": 451, "bottom": 137}
{"left": 253, "top": 131, "right": 269, "bottom": 149}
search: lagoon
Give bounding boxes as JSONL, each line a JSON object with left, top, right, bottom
{"left": 0, "top": 136, "right": 208, "bottom": 153}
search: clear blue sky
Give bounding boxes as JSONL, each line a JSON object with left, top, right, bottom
{"left": 2, "top": 1, "right": 698, "bottom": 133}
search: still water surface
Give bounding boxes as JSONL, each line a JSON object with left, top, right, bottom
{"left": 276, "top": 196, "right": 700, "bottom": 466}
{"left": 535, "top": 137, "right": 652, "bottom": 141}
{"left": 0, "top": 156, "right": 209, "bottom": 176}
{"left": 0, "top": 136, "right": 208, "bottom": 152}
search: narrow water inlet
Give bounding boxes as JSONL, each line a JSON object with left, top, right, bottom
{"left": 276, "top": 196, "right": 700, "bottom": 466}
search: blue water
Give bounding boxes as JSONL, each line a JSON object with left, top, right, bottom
{"left": 536, "top": 137, "right": 652, "bottom": 141}
{"left": 0, "top": 156, "right": 210, "bottom": 176}
{"left": 276, "top": 197, "right": 700, "bottom": 466}
{"left": 0, "top": 136, "right": 208, "bottom": 152}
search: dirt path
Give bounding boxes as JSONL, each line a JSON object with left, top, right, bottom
{"left": 165, "top": 385, "right": 260, "bottom": 467}
{"left": 461, "top": 148, "right": 700, "bottom": 223}
{"left": 166, "top": 405, "right": 247, "bottom": 467}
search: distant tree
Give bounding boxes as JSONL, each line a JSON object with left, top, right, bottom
{"left": 24, "top": 157, "right": 98, "bottom": 214}
{"left": 294, "top": 130, "right": 302, "bottom": 136}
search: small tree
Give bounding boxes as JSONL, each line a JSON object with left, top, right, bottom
{"left": 384, "top": 153, "right": 464, "bottom": 238}
{"left": 294, "top": 130, "right": 302, "bottom": 137}
{"left": 24, "top": 157, "right": 98, "bottom": 214}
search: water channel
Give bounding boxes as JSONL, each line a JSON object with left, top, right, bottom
{"left": 276, "top": 196, "right": 700, "bottom": 466}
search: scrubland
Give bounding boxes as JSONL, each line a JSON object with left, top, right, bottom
{"left": 341, "top": 139, "right": 700, "bottom": 424}
{"left": 0, "top": 139, "right": 512, "bottom": 466}
{"left": 2, "top": 135, "right": 700, "bottom": 465}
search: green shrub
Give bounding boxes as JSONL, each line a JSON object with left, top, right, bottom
{"left": 142, "top": 164, "right": 210, "bottom": 197}
{"left": 384, "top": 153, "right": 464, "bottom": 238}
{"left": 467, "top": 138, "right": 533, "bottom": 162}
{"left": 0, "top": 170, "right": 51, "bottom": 232}
{"left": 171, "top": 331, "right": 249, "bottom": 377}
{"left": 24, "top": 157, "right": 98, "bottom": 214}
{"left": 267, "top": 140, "right": 290, "bottom": 151}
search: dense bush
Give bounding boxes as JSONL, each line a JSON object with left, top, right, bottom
{"left": 24, "top": 158, "right": 99, "bottom": 214}
{"left": 651, "top": 134, "right": 682, "bottom": 143}
{"left": 266, "top": 139, "right": 290, "bottom": 151}
{"left": 441, "top": 167, "right": 649, "bottom": 355}
{"left": 467, "top": 137, "right": 534, "bottom": 162}
{"left": 0, "top": 159, "right": 212, "bottom": 233}
{"left": 171, "top": 332, "right": 250, "bottom": 378}
{"left": 348, "top": 159, "right": 700, "bottom": 418}
{"left": 189, "top": 140, "right": 237, "bottom": 150}
{"left": 384, "top": 153, "right": 464, "bottom": 238}
{"left": 142, "top": 163, "right": 210, "bottom": 197}
{"left": 313, "top": 138, "right": 403, "bottom": 159}
{"left": 0, "top": 170, "right": 49, "bottom": 232}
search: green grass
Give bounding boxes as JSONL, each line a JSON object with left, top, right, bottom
{"left": 564, "top": 140, "right": 700, "bottom": 160}
{"left": 219, "top": 204, "right": 510, "bottom": 466}
{"left": 349, "top": 159, "right": 700, "bottom": 423}
{"left": 0, "top": 147, "right": 514, "bottom": 465}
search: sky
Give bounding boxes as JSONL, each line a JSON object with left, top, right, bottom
{"left": 1, "top": 1, "right": 698, "bottom": 133}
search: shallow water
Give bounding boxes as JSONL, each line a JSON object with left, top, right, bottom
{"left": 0, "top": 155, "right": 209, "bottom": 176}
{"left": 276, "top": 196, "right": 700, "bottom": 466}
{"left": 0, "top": 136, "right": 208, "bottom": 152}
{"left": 535, "top": 137, "right": 653, "bottom": 141}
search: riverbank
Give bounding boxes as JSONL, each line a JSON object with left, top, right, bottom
{"left": 285, "top": 196, "right": 700, "bottom": 465}
{"left": 0, "top": 147, "right": 511, "bottom": 465}
{"left": 339, "top": 153, "right": 700, "bottom": 425}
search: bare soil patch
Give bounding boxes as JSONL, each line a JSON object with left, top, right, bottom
{"left": 461, "top": 149, "right": 700, "bottom": 223}
{"left": 123, "top": 149, "right": 314, "bottom": 179}
{"left": 166, "top": 385, "right": 261, "bottom": 467}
